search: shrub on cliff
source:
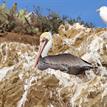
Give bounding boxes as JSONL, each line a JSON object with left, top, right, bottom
{"left": 0, "top": 3, "right": 94, "bottom": 35}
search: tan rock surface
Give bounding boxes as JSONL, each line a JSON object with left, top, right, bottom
{"left": 0, "top": 25, "right": 107, "bottom": 107}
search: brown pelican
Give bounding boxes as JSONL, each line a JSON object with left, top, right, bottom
{"left": 34, "top": 32, "right": 93, "bottom": 75}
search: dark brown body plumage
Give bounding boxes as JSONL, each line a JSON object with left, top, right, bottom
{"left": 38, "top": 53, "right": 93, "bottom": 75}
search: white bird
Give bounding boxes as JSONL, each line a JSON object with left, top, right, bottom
{"left": 97, "top": 6, "right": 107, "bottom": 27}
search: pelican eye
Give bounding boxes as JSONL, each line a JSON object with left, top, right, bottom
{"left": 41, "top": 38, "right": 48, "bottom": 42}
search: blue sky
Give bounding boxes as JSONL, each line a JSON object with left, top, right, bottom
{"left": 0, "top": 0, "right": 107, "bottom": 27}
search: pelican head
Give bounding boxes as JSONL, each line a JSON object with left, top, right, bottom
{"left": 34, "top": 32, "right": 53, "bottom": 67}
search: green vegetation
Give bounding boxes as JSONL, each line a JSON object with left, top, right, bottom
{"left": 0, "top": 3, "right": 95, "bottom": 35}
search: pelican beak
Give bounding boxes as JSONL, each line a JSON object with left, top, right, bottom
{"left": 34, "top": 39, "right": 48, "bottom": 67}
{"left": 96, "top": 9, "right": 100, "bottom": 12}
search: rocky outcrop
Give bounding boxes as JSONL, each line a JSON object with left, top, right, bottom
{"left": 0, "top": 24, "right": 107, "bottom": 107}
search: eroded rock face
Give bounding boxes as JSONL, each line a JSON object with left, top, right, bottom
{"left": 0, "top": 25, "right": 107, "bottom": 107}
{"left": 0, "top": 71, "right": 24, "bottom": 107}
